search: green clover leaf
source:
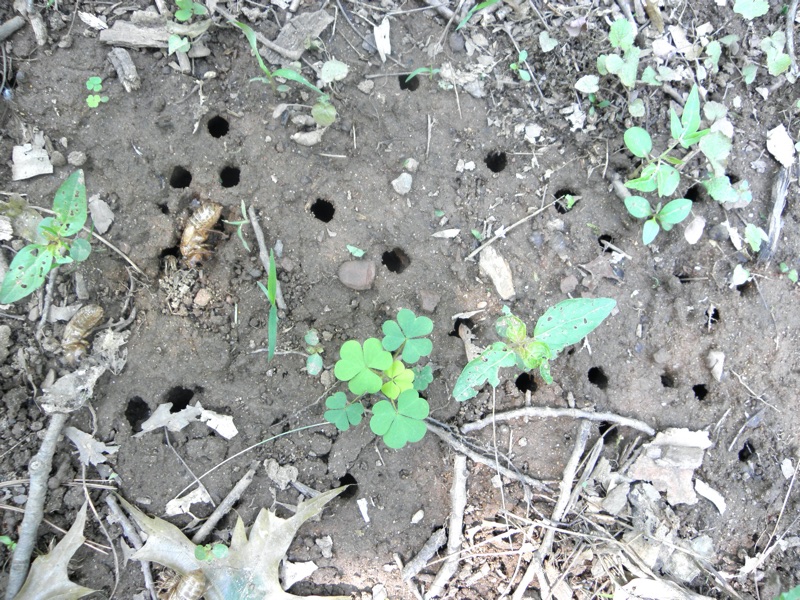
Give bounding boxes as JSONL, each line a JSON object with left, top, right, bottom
{"left": 323, "top": 392, "right": 364, "bottom": 431}
{"left": 381, "top": 309, "right": 433, "bottom": 363}
{"left": 381, "top": 360, "right": 415, "bottom": 400}
{"left": 85, "top": 77, "right": 102, "bottom": 92}
{"left": 334, "top": 338, "right": 392, "bottom": 395}
{"left": 370, "top": 390, "right": 429, "bottom": 449}
{"left": 411, "top": 364, "right": 433, "bottom": 392}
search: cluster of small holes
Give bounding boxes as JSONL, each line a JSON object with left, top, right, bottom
{"left": 125, "top": 396, "right": 151, "bottom": 432}
{"left": 692, "top": 384, "right": 708, "bottom": 400}
{"left": 382, "top": 247, "right": 411, "bottom": 273}
{"left": 588, "top": 367, "right": 609, "bottom": 390}
{"left": 515, "top": 373, "right": 538, "bottom": 393}
{"left": 399, "top": 75, "right": 419, "bottom": 91}
{"left": 220, "top": 166, "right": 240, "bottom": 188}
{"left": 170, "top": 166, "right": 192, "bottom": 189}
{"left": 485, "top": 151, "right": 507, "bottom": 173}
{"left": 207, "top": 115, "right": 230, "bottom": 138}
{"left": 310, "top": 198, "right": 335, "bottom": 222}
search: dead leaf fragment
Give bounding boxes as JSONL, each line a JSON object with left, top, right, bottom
{"left": 291, "top": 128, "right": 326, "bottom": 146}
{"left": 12, "top": 144, "right": 54, "bottom": 180}
{"left": 478, "top": 246, "right": 515, "bottom": 300}
{"left": 767, "top": 124, "right": 796, "bottom": 168}
{"left": 135, "top": 401, "right": 238, "bottom": 439}
{"left": 165, "top": 487, "right": 213, "bottom": 516}
{"left": 431, "top": 229, "right": 460, "bottom": 239}
{"left": 373, "top": 17, "right": 391, "bottom": 63}
{"left": 89, "top": 195, "right": 115, "bottom": 234}
{"left": 684, "top": 216, "right": 705, "bottom": 244}
{"left": 695, "top": 478, "right": 726, "bottom": 514}
{"left": 65, "top": 426, "right": 119, "bottom": 466}
{"left": 706, "top": 350, "right": 724, "bottom": 381}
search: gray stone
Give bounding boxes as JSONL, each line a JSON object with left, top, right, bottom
{"left": 560, "top": 274, "right": 579, "bottom": 294}
{"left": 391, "top": 172, "right": 412, "bottom": 195}
{"left": 67, "top": 151, "right": 87, "bottom": 166}
{"left": 50, "top": 150, "right": 66, "bottom": 167}
{"left": 418, "top": 290, "right": 440, "bottom": 313}
{"left": 338, "top": 260, "right": 376, "bottom": 290}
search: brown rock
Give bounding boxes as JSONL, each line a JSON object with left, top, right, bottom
{"left": 194, "top": 288, "right": 212, "bottom": 307}
{"left": 338, "top": 260, "right": 376, "bottom": 290}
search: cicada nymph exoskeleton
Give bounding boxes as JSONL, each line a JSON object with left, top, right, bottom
{"left": 180, "top": 200, "right": 223, "bottom": 268}
{"left": 158, "top": 569, "right": 207, "bottom": 600}
{"left": 61, "top": 304, "right": 104, "bottom": 365}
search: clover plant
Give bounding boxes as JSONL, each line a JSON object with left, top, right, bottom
{"left": 0, "top": 170, "right": 91, "bottom": 304}
{"left": 324, "top": 309, "right": 433, "bottom": 449}
{"left": 453, "top": 299, "right": 616, "bottom": 402}
{"left": 304, "top": 329, "right": 324, "bottom": 376}
{"left": 597, "top": 18, "right": 640, "bottom": 89}
{"left": 779, "top": 263, "right": 798, "bottom": 284}
{"left": 85, "top": 76, "right": 108, "bottom": 108}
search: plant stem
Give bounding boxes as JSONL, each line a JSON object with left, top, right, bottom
{"left": 6, "top": 411, "right": 69, "bottom": 599}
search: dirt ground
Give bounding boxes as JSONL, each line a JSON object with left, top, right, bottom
{"left": 0, "top": 0, "right": 799, "bottom": 598}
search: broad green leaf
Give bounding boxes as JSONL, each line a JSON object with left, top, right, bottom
{"left": 539, "top": 31, "right": 558, "bottom": 53}
{"left": 624, "top": 196, "right": 653, "bottom": 219}
{"left": 53, "top": 171, "right": 87, "bottom": 236}
{"left": 703, "top": 101, "right": 727, "bottom": 122}
{"left": 775, "top": 584, "right": 800, "bottom": 600}
{"left": 516, "top": 340, "right": 553, "bottom": 371}
{"left": 272, "top": 67, "right": 324, "bottom": 94}
{"left": 768, "top": 53, "right": 791, "bottom": 76}
{"left": 517, "top": 69, "right": 532, "bottom": 82}
{"left": 323, "top": 392, "right": 363, "bottom": 431}
{"left": 334, "top": 338, "right": 393, "bottom": 395}
{"left": 742, "top": 63, "right": 758, "bottom": 85}
{"left": 609, "top": 18, "right": 634, "bottom": 51}
{"left": 232, "top": 21, "right": 272, "bottom": 81}
{"left": 681, "top": 85, "right": 702, "bottom": 138}
{"left": 628, "top": 98, "right": 645, "bottom": 117}
{"left": 533, "top": 298, "right": 616, "bottom": 354}
{"left": 624, "top": 127, "right": 652, "bottom": 157}
{"left": 733, "top": 0, "right": 769, "bottom": 20}
{"left": 699, "top": 132, "right": 732, "bottom": 174}
{"left": 744, "top": 223, "right": 768, "bottom": 252}
{"left": 85, "top": 77, "right": 102, "bottom": 91}
{"left": 69, "top": 238, "right": 91, "bottom": 262}
{"left": 304, "top": 330, "right": 320, "bottom": 346}
{"left": 655, "top": 163, "right": 680, "bottom": 197}
{"left": 0, "top": 245, "right": 53, "bottom": 304}
{"left": 642, "top": 218, "right": 660, "bottom": 244}
{"left": 411, "top": 364, "right": 433, "bottom": 392}
{"left": 670, "top": 107, "right": 683, "bottom": 141}
{"left": 658, "top": 198, "right": 692, "bottom": 225}
{"left": 381, "top": 309, "right": 433, "bottom": 363}
{"left": 496, "top": 309, "right": 527, "bottom": 343}
{"left": 625, "top": 163, "right": 658, "bottom": 193}
{"left": 452, "top": 342, "right": 515, "bottom": 402}
{"left": 320, "top": 59, "right": 349, "bottom": 84}
{"left": 381, "top": 360, "right": 415, "bottom": 400}
{"left": 311, "top": 100, "right": 336, "bottom": 127}
{"left": 370, "top": 390, "right": 429, "bottom": 448}
{"left": 618, "top": 47, "right": 640, "bottom": 88}
{"left": 703, "top": 176, "right": 737, "bottom": 203}
{"left": 267, "top": 304, "right": 278, "bottom": 362}
{"left": 596, "top": 54, "right": 609, "bottom": 76}
{"left": 306, "top": 354, "right": 323, "bottom": 376}
{"left": 604, "top": 53, "right": 625, "bottom": 74}
{"left": 641, "top": 66, "right": 659, "bottom": 86}
{"left": 168, "top": 34, "right": 190, "bottom": 55}
{"left": 682, "top": 128, "right": 711, "bottom": 147}
{"left": 705, "top": 40, "right": 721, "bottom": 72}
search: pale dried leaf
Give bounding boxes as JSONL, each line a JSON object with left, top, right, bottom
{"left": 706, "top": 350, "right": 724, "bottom": 381}
{"left": 684, "top": 216, "right": 705, "bottom": 244}
{"left": 134, "top": 402, "right": 202, "bottom": 437}
{"left": 478, "top": 246, "right": 515, "bottom": 300}
{"left": 78, "top": 11, "right": 108, "bottom": 30}
{"left": 12, "top": 144, "right": 53, "bottom": 181}
{"left": 199, "top": 405, "right": 238, "bottom": 439}
{"left": 0, "top": 216, "right": 12, "bottom": 241}
{"left": 65, "top": 426, "right": 119, "bottom": 466}
{"left": 281, "top": 560, "right": 318, "bottom": 588}
{"left": 767, "top": 124, "right": 796, "bottom": 168}
{"left": 165, "top": 487, "right": 213, "bottom": 516}
{"left": 373, "top": 18, "right": 391, "bottom": 63}
{"left": 431, "top": 229, "right": 460, "bottom": 239}
{"left": 40, "top": 365, "right": 106, "bottom": 414}
{"left": 88, "top": 195, "right": 115, "bottom": 234}
{"left": 695, "top": 478, "right": 726, "bottom": 514}
{"left": 291, "top": 128, "right": 326, "bottom": 146}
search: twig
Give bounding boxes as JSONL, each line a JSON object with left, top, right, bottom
{"left": 787, "top": 0, "right": 799, "bottom": 76}
{"left": 165, "top": 430, "right": 216, "bottom": 508}
{"left": 402, "top": 528, "right": 447, "bottom": 581}
{"left": 6, "top": 411, "right": 69, "bottom": 600}
{"left": 215, "top": 5, "right": 304, "bottom": 61}
{"left": 0, "top": 503, "right": 108, "bottom": 553}
{"left": 0, "top": 16, "right": 26, "bottom": 43}
{"left": 512, "top": 420, "right": 591, "bottom": 600}
{"left": 105, "top": 495, "right": 158, "bottom": 600}
{"left": 465, "top": 201, "right": 557, "bottom": 260}
{"left": 36, "top": 267, "right": 59, "bottom": 335}
{"left": 191, "top": 461, "right": 258, "bottom": 544}
{"left": 461, "top": 406, "right": 655, "bottom": 436}
{"left": 758, "top": 163, "right": 793, "bottom": 265}
{"left": 425, "top": 455, "right": 468, "bottom": 599}
{"left": 423, "top": 0, "right": 455, "bottom": 19}
{"left": 247, "top": 206, "right": 287, "bottom": 310}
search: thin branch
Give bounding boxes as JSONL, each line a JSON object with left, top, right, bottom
{"left": 105, "top": 495, "right": 158, "bottom": 600}
{"left": 465, "top": 201, "right": 557, "bottom": 261}
{"left": 461, "top": 406, "right": 655, "bottom": 436}
{"left": 191, "top": 461, "right": 258, "bottom": 544}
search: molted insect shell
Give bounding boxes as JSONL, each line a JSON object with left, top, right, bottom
{"left": 167, "top": 570, "right": 207, "bottom": 600}
{"left": 180, "top": 201, "right": 222, "bottom": 268}
{"left": 61, "top": 304, "right": 104, "bottom": 366}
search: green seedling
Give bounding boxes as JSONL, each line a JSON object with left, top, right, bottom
{"left": 624, "top": 196, "right": 692, "bottom": 245}
{"left": 174, "top": 0, "right": 207, "bottom": 22}
{"left": 168, "top": 34, "right": 190, "bottom": 56}
{"left": 256, "top": 249, "right": 278, "bottom": 361}
{"left": 222, "top": 199, "right": 251, "bottom": 252}
{"left": 405, "top": 66, "right": 440, "bottom": 83}
{"left": 744, "top": 223, "right": 768, "bottom": 252}
{"left": 0, "top": 535, "right": 16, "bottom": 551}
{"left": 0, "top": 171, "right": 91, "bottom": 304}
{"left": 346, "top": 245, "right": 365, "bottom": 258}
{"left": 761, "top": 31, "right": 791, "bottom": 76}
{"left": 454, "top": 300, "right": 616, "bottom": 401}
{"left": 304, "top": 329, "right": 324, "bottom": 376}
{"left": 456, "top": 0, "right": 501, "bottom": 30}
{"left": 231, "top": 20, "right": 338, "bottom": 127}
{"left": 194, "top": 542, "right": 229, "bottom": 561}
{"left": 779, "top": 263, "right": 798, "bottom": 283}
{"left": 597, "top": 18, "right": 640, "bottom": 89}
{"left": 85, "top": 76, "right": 108, "bottom": 108}
{"left": 776, "top": 585, "right": 800, "bottom": 600}
{"left": 733, "top": 0, "right": 769, "bottom": 20}
{"left": 324, "top": 309, "right": 433, "bottom": 448}
{"left": 510, "top": 50, "right": 532, "bottom": 82}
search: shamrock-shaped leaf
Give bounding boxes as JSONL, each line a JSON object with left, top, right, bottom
{"left": 85, "top": 76, "right": 102, "bottom": 92}
{"left": 381, "top": 360, "right": 415, "bottom": 400}
{"left": 381, "top": 309, "right": 433, "bottom": 363}
{"left": 323, "top": 392, "right": 364, "bottom": 431}
{"left": 411, "top": 364, "right": 433, "bottom": 392}
{"left": 370, "top": 390, "right": 429, "bottom": 449}
{"left": 334, "top": 338, "right": 392, "bottom": 395}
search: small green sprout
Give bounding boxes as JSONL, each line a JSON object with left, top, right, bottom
{"left": 456, "top": 0, "right": 501, "bottom": 30}
{"left": 304, "top": 329, "right": 324, "bottom": 376}
{"left": 510, "top": 49, "right": 532, "bottom": 82}
{"left": 346, "top": 245, "right": 365, "bottom": 258}
{"left": 744, "top": 223, "right": 768, "bottom": 252}
{"left": 761, "top": 31, "right": 791, "bottom": 76}
{"left": 0, "top": 171, "right": 91, "bottom": 304}
{"left": 256, "top": 250, "right": 278, "bottom": 361}
{"left": 222, "top": 200, "right": 251, "bottom": 252}
{"left": 85, "top": 77, "right": 109, "bottom": 107}
{"left": 168, "top": 34, "right": 190, "bottom": 56}
{"left": 194, "top": 542, "right": 228, "bottom": 561}
{"left": 597, "top": 18, "right": 640, "bottom": 89}
{"left": 624, "top": 196, "right": 692, "bottom": 245}
{"left": 405, "top": 66, "right": 441, "bottom": 83}
{"left": 174, "top": 0, "right": 207, "bottom": 22}
{"left": 779, "top": 263, "right": 798, "bottom": 283}
{"left": 0, "top": 535, "right": 16, "bottom": 551}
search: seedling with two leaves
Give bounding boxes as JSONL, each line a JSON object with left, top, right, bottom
{"left": 453, "top": 299, "right": 616, "bottom": 401}
{"left": 324, "top": 309, "right": 434, "bottom": 449}
{"left": 85, "top": 76, "right": 108, "bottom": 108}
{"left": 623, "top": 196, "right": 692, "bottom": 245}
{"left": 597, "top": 18, "right": 640, "bottom": 89}
{"left": 510, "top": 50, "right": 533, "bottom": 82}
{"left": 168, "top": 0, "right": 210, "bottom": 56}
{"left": 222, "top": 199, "right": 251, "bottom": 252}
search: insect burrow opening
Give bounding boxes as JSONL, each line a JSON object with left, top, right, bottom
{"left": 310, "top": 198, "right": 335, "bottom": 222}
{"left": 170, "top": 166, "right": 192, "bottom": 189}
{"left": 382, "top": 247, "right": 410, "bottom": 274}
{"left": 484, "top": 150, "right": 507, "bottom": 173}
{"left": 207, "top": 115, "right": 230, "bottom": 138}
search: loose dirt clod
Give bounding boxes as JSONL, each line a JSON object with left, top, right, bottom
{"left": 338, "top": 260, "right": 376, "bottom": 290}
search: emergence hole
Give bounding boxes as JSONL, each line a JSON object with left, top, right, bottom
{"left": 485, "top": 151, "right": 507, "bottom": 173}
{"left": 310, "top": 198, "right": 335, "bottom": 222}
{"left": 382, "top": 247, "right": 410, "bottom": 274}
{"left": 685, "top": 183, "right": 703, "bottom": 202}
{"left": 166, "top": 386, "right": 195, "bottom": 412}
{"left": 692, "top": 384, "right": 708, "bottom": 401}
{"left": 338, "top": 473, "right": 359, "bottom": 499}
{"left": 660, "top": 373, "right": 676, "bottom": 388}
{"left": 207, "top": 115, "right": 230, "bottom": 138}
{"left": 598, "top": 234, "right": 615, "bottom": 253}
{"left": 449, "top": 317, "right": 474, "bottom": 337}
{"left": 705, "top": 307, "right": 720, "bottom": 327}
{"left": 676, "top": 272, "right": 692, "bottom": 284}
{"left": 125, "top": 396, "right": 151, "bottom": 432}
{"left": 554, "top": 188, "right": 579, "bottom": 214}
{"left": 588, "top": 367, "right": 609, "bottom": 390}
{"left": 157, "top": 202, "right": 170, "bottom": 215}
{"left": 399, "top": 74, "right": 420, "bottom": 91}
{"left": 515, "top": 373, "right": 538, "bottom": 393}
{"left": 738, "top": 440, "right": 755, "bottom": 462}
{"left": 220, "top": 166, "right": 240, "bottom": 188}
{"left": 736, "top": 279, "right": 754, "bottom": 295}
{"left": 598, "top": 421, "right": 620, "bottom": 445}
{"left": 169, "top": 166, "right": 192, "bottom": 189}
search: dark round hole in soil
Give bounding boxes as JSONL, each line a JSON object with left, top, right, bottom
{"left": 125, "top": 396, "right": 151, "bottom": 432}
{"left": 661, "top": 373, "right": 676, "bottom": 388}
{"left": 685, "top": 183, "right": 703, "bottom": 202}
{"left": 675, "top": 272, "right": 692, "bottom": 283}
{"left": 736, "top": 279, "right": 754, "bottom": 295}
{"left": 157, "top": 202, "right": 170, "bottom": 215}
{"left": 598, "top": 421, "right": 620, "bottom": 444}
{"left": 588, "top": 366, "right": 609, "bottom": 390}
{"left": 220, "top": 166, "right": 240, "bottom": 188}
{"left": 598, "top": 234, "right": 615, "bottom": 253}
{"left": 169, "top": 166, "right": 192, "bottom": 188}
{"left": 166, "top": 386, "right": 195, "bottom": 412}
{"left": 739, "top": 440, "right": 755, "bottom": 462}
{"left": 485, "top": 151, "right": 507, "bottom": 173}
{"left": 207, "top": 115, "right": 230, "bottom": 138}
{"left": 692, "top": 384, "right": 708, "bottom": 400}
{"left": 554, "top": 188, "right": 579, "bottom": 214}
{"left": 310, "top": 198, "right": 335, "bottom": 222}
{"left": 449, "top": 317, "right": 474, "bottom": 337}
{"left": 399, "top": 74, "right": 419, "bottom": 91}
{"left": 705, "top": 307, "right": 720, "bottom": 326}
{"left": 382, "top": 247, "right": 410, "bottom": 273}
{"left": 337, "top": 473, "right": 358, "bottom": 499}
{"left": 728, "top": 173, "right": 741, "bottom": 184}
{"left": 515, "top": 373, "right": 538, "bottom": 393}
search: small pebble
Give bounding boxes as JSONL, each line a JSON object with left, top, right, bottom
{"left": 194, "top": 288, "right": 212, "bottom": 307}
{"left": 449, "top": 32, "right": 466, "bottom": 53}
{"left": 338, "top": 260, "right": 376, "bottom": 290}
{"left": 50, "top": 150, "right": 66, "bottom": 167}
{"left": 391, "top": 172, "right": 413, "bottom": 195}
{"left": 418, "top": 290, "right": 440, "bottom": 313}
{"left": 67, "top": 151, "right": 87, "bottom": 166}
{"left": 404, "top": 158, "right": 419, "bottom": 173}
{"left": 560, "top": 275, "right": 579, "bottom": 294}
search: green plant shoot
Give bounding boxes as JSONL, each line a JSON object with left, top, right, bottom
{"left": 405, "top": 66, "right": 441, "bottom": 83}
{"left": 624, "top": 196, "right": 693, "bottom": 245}
{"left": 194, "top": 542, "right": 228, "bottom": 561}
{"left": 453, "top": 300, "right": 616, "bottom": 402}
{"left": 174, "top": 0, "right": 207, "bottom": 22}
{"left": 0, "top": 171, "right": 91, "bottom": 304}
{"left": 510, "top": 50, "right": 532, "bottom": 82}
{"left": 85, "top": 77, "right": 109, "bottom": 108}
{"left": 304, "top": 329, "right": 324, "bottom": 376}
{"left": 222, "top": 199, "right": 251, "bottom": 252}
{"left": 456, "top": 0, "right": 502, "bottom": 30}
{"left": 256, "top": 249, "right": 278, "bottom": 361}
